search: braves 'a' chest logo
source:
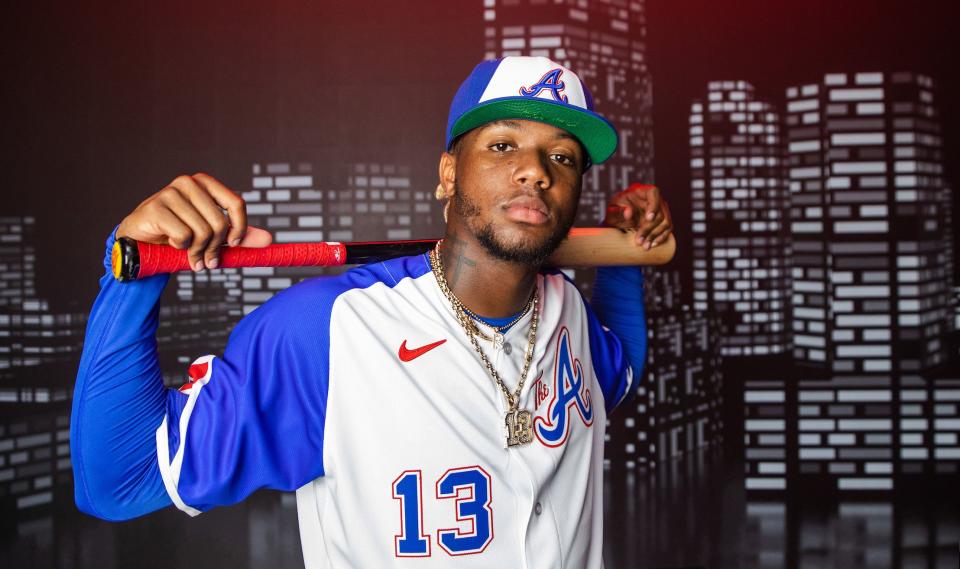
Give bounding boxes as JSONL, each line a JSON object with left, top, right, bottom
{"left": 534, "top": 326, "right": 593, "bottom": 447}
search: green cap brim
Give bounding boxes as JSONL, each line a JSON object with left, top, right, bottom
{"left": 449, "top": 97, "right": 619, "bottom": 165}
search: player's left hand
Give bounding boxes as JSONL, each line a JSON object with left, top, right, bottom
{"left": 603, "top": 183, "right": 673, "bottom": 250}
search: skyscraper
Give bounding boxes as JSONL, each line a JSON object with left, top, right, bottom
{"left": 781, "top": 71, "right": 957, "bottom": 490}
{"left": 0, "top": 217, "right": 87, "bottom": 373}
{"left": 0, "top": 217, "right": 36, "bottom": 311}
{"left": 0, "top": 217, "right": 84, "bottom": 511}
{"left": 689, "top": 81, "right": 790, "bottom": 357}
{"left": 785, "top": 71, "right": 953, "bottom": 374}
{"left": 326, "top": 162, "right": 434, "bottom": 243}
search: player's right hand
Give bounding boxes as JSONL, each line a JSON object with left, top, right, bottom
{"left": 116, "top": 173, "right": 272, "bottom": 272}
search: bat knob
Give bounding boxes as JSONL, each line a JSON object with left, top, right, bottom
{"left": 112, "top": 237, "right": 141, "bottom": 282}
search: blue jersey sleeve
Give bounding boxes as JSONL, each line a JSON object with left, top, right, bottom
{"left": 585, "top": 266, "right": 648, "bottom": 413}
{"left": 158, "top": 275, "right": 334, "bottom": 515}
{"left": 71, "top": 230, "right": 172, "bottom": 521}
{"left": 72, "top": 230, "right": 336, "bottom": 520}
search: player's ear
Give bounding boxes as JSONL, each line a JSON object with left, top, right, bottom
{"left": 438, "top": 151, "right": 456, "bottom": 200}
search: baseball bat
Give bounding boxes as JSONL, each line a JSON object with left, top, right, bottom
{"left": 112, "top": 229, "right": 676, "bottom": 281}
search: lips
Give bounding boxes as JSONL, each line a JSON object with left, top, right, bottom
{"left": 504, "top": 196, "right": 550, "bottom": 225}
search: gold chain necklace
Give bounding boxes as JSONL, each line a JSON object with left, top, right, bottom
{"left": 462, "top": 290, "right": 534, "bottom": 350}
{"left": 430, "top": 241, "right": 538, "bottom": 447}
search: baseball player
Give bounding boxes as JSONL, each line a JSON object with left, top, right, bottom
{"left": 71, "top": 56, "right": 673, "bottom": 568}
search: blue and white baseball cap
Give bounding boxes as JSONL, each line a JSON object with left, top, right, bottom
{"left": 445, "top": 56, "right": 619, "bottom": 166}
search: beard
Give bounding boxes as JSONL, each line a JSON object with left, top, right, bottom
{"left": 452, "top": 183, "right": 576, "bottom": 267}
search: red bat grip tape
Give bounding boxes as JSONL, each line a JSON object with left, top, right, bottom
{"left": 135, "top": 242, "right": 348, "bottom": 278}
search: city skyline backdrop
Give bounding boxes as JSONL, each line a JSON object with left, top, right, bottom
{"left": 2, "top": 1, "right": 959, "bottom": 567}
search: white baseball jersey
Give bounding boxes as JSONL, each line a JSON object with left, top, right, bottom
{"left": 154, "top": 253, "right": 637, "bottom": 568}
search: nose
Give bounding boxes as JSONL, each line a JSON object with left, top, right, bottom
{"left": 513, "top": 149, "right": 552, "bottom": 191}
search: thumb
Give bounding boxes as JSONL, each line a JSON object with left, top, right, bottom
{"left": 237, "top": 226, "right": 273, "bottom": 248}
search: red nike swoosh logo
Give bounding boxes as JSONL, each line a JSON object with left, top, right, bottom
{"left": 398, "top": 339, "right": 447, "bottom": 362}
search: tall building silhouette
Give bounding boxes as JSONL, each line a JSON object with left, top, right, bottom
{"left": 482, "top": 0, "right": 655, "bottom": 227}
{"left": 0, "top": 217, "right": 84, "bottom": 511}
{"left": 0, "top": 217, "right": 36, "bottom": 311}
{"left": 325, "top": 162, "right": 434, "bottom": 242}
{"left": 744, "top": 375, "right": 794, "bottom": 491}
{"left": 773, "top": 71, "right": 958, "bottom": 490}
{"left": 0, "top": 217, "right": 86, "bottom": 374}
{"left": 785, "top": 71, "right": 953, "bottom": 373}
{"left": 740, "top": 71, "right": 960, "bottom": 492}
{"left": 689, "top": 81, "right": 790, "bottom": 357}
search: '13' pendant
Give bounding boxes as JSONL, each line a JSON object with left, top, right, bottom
{"left": 505, "top": 409, "right": 533, "bottom": 447}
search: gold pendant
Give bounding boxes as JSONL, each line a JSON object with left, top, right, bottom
{"left": 505, "top": 409, "right": 533, "bottom": 447}
{"left": 493, "top": 332, "right": 504, "bottom": 350}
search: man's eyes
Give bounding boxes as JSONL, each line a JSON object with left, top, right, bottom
{"left": 486, "top": 143, "right": 577, "bottom": 167}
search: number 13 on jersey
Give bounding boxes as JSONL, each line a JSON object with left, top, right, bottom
{"left": 392, "top": 466, "right": 494, "bottom": 557}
